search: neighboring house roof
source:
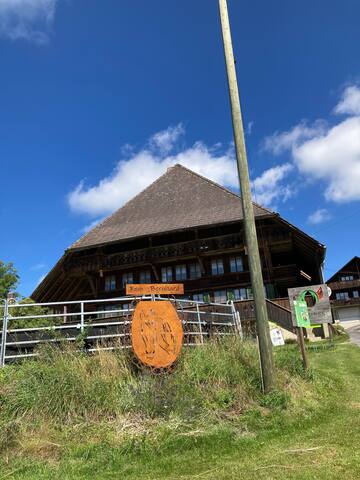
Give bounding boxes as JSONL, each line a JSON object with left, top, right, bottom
{"left": 326, "top": 256, "right": 360, "bottom": 283}
{"left": 70, "top": 164, "right": 273, "bottom": 251}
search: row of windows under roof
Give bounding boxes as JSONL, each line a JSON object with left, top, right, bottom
{"left": 104, "top": 256, "right": 245, "bottom": 291}
{"left": 198, "top": 284, "right": 276, "bottom": 303}
{"left": 335, "top": 290, "right": 360, "bottom": 300}
{"left": 339, "top": 274, "right": 359, "bottom": 281}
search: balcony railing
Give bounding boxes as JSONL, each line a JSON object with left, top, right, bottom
{"left": 66, "top": 233, "right": 244, "bottom": 272}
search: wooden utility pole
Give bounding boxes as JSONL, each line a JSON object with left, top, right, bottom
{"left": 218, "top": 0, "right": 275, "bottom": 392}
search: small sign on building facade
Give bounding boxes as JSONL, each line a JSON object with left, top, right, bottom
{"left": 288, "top": 284, "right": 332, "bottom": 327}
{"left": 126, "top": 284, "right": 184, "bottom": 296}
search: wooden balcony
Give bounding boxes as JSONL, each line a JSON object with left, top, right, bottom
{"left": 328, "top": 278, "right": 360, "bottom": 291}
{"left": 331, "top": 297, "right": 360, "bottom": 307}
{"left": 65, "top": 233, "right": 244, "bottom": 273}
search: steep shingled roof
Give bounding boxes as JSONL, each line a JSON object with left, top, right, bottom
{"left": 71, "top": 164, "right": 273, "bottom": 250}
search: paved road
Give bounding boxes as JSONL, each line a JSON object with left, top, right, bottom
{"left": 347, "top": 324, "right": 360, "bottom": 347}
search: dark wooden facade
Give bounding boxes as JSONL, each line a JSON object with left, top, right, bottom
{"left": 32, "top": 165, "right": 325, "bottom": 305}
{"left": 327, "top": 257, "right": 360, "bottom": 321}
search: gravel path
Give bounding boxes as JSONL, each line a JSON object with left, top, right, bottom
{"left": 347, "top": 323, "right": 360, "bottom": 347}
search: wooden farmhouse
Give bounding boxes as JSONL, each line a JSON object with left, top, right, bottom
{"left": 32, "top": 165, "right": 326, "bottom": 318}
{"left": 327, "top": 256, "right": 360, "bottom": 323}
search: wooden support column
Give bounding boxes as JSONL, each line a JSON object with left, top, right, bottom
{"left": 197, "top": 256, "right": 206, "bottom": 276}
{"left": 151, "top": 264, "right": 160, "bottom": 282}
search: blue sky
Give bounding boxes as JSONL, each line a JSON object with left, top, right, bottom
{"left": 1, "top": 0, "right": 360, "bottom": 297}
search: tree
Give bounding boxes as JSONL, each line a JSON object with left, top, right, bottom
{"left": 0, "top": 260, "right": 19, "bottom": 301}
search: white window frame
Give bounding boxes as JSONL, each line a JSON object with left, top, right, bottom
{"left": 139, "top": 270, "right": 152, "bottom": 284}
{"left": 175, "top": 264, "right": 187, "bottom": 281}
{"left": 336, "top": 292, "right": 349, "bottom": 300}
{"left": 189, "top": 262, "right": 201, "bottom": 279}
{"left": 229, "top": 256, "right": 243, "bottom": 273}
{"left": 121, "top": 272, "right": 133, "bottom": 288}
{"left": 214, "top": 290, "right": 227, "bottom": 303}
{"left": 105, "top": 275, "right": 116, "bottom": 292}
{"left": 340, "top": 275, "right": 354, "bottom": 281}
{"left": 211, "top": 258, "right": 224, "bottom": 276}
{"left": 161, "top": 266, "right": 173, "bottom": 282}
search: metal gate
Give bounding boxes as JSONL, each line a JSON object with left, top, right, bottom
{"left": 0, "top": 297, "right": 242, "bottom": 366}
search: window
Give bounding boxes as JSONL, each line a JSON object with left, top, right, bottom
{"left": 230, "top": 288, "right": 249, "bottom": 300}
{"left": 203, "top": 293, "right": 211, "bottom": 303}
{"left": 265, "top": 284, "right": 276, "bottom": 299}
{"left": 189, "top": 262, "right": 201, "bottom": 279}
{"left": 104, "top": 275, "right": 116, "bottom": 292}
{"left": 211, "top": 258, "right": 224, "bottom": 275}
{"left": 175, "top": 264, "right": 187, "bottom": 281}
{"left": 161, "top": 266, "right": 173, "bottom": 282}
{"left": 336, "top": 292, "right": 349, "bottom": 300}
{"left": 104, "top": 304, "right": 119, "bottom": 318}
{"left": 121, "top": 272, "right": 133, "bottom": 288}
{"left": 230, "top": 256, "right": 243, "bottom": 273}
{"left": 98, "top": 303, "right": 119, "bottom": 319}
{"left": 353, "top": 290, "right": 359, "bottom": 298}
{"left": 214, "top": 290, "right": 227, "bottom": 303}
{"left": 246, "top": 287, "right": 253, "bottom": 299}
{"left": 340, "top": 275, "right": 354, "bottom": 281}
{"left": 139, "top": 270, "right": 151, "bottom": 283}
{"left": 193, "top": 293, "right": 204, "bottom": 302}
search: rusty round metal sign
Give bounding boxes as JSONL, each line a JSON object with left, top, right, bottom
{"left": 131, "top": 301, "right": 183, "bottom": 368}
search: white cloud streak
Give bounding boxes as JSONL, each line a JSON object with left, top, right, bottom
{"left": 251, "top": 163, "right": 294, "bottom": 209}
{"left": 149, "top": 123, "right": 185, "bottom": 155}
{"left": 0, "top": 0, "right": 58, "bottom": 44}
{"left": 334, "top": 85, "right": 360, "bottom": 116}
{"left": 30, "top": 263, "right": 46, "bottom": 271}
{"left": 307, "top": 208, "right": 331, "bottom": 225}
{"left": 262, "top": 120, "right": 326, "bottom": 155}
{"left": 262, "top": 84, "right": 360, "bottom": 204}
{"left": 68, "top": 124, "right": 239, "bottom": 217}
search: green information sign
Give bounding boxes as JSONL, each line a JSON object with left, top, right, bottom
{"left": 293, "top": 300, "right": 311, "bottom": 328}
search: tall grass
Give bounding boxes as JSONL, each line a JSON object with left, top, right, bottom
{"left": 0, "top": 338, "right": 313, "bottom": 456}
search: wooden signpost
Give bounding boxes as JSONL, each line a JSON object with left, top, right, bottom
{"left": 128, "top": 284, "right": 184, "bottom": 369}
{"left": 288, "top": 285, "right": 332, "bottom": 370}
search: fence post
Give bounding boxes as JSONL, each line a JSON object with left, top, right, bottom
{"left": 0, "top": 300, "right": 9, "bottom": 367}
{"left": 196, "top": 302, "right": 204, "bottom": 344}
{"left": 231, "top": 301, "right": 243, "bottom": 340}
{"left": 80, "top": 302, "right": 85, "bottom": 334}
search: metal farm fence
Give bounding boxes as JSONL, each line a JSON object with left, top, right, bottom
{"left": 0, "top": 297, "right": 242, "bottom": 366}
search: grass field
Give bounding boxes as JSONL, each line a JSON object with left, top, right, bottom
{"left": 0, "top": 338, "right": 359, "bottom": 479}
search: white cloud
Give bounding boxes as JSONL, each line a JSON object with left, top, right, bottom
{"left": 334, "top": 84, "right": 360, "bottom": 116}
{"left": 247, "top": 121, "right": 254, "bottom": 135}
{"left": 0, "top": 0, "right": 58, "bottom": 44}
{"left": 68, "top": 125, "right": 238, "bottom": 217}
{"left": 80, "top": 218, "right": 105, "bottom": 234}
{"left": 262, "top": 120, "right": 326, "bottom": 155}
{"left": 30, "top": 263, "right": 46, "bottom": 271}
{"left": 263, "top": 84, "right": 360, "bottom": 204}
{"left": 149, "top": 123, "right": 185, "bottom": 155}
{"left": 251, "top": 163, "right": 294, "bottom": 209}
{"left": 308, "top": 208, "right": 331, "bottom": 225}
{"left": 293, "top": 117, "right": 360, "bottom": 202}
